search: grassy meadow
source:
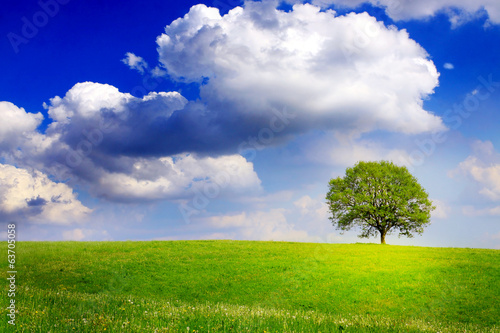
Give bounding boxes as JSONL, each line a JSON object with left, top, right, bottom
{"left": 1, "top": 241, "right": 499, "bottom": 332}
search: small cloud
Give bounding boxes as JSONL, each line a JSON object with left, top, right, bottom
{"left": 61, "top": 228, "right": 108, "bottom": 241}
{"left": 62, "top": 228, "right": 85, "bottom": 241}
{"left": 121, "top": 52, "right": 149, "bottom": 74}
{"left": 293, "top": 195, "right": 329, "bottom": 221}
{"left": 462, "top": 205, "right": 500, "bottom": 217}
{"left": 450, "top": 140, "right": 500, "bottom": 201}
{"left": 202, "top": 209, "right": 320, "bottom": 242}
{"left": 443, "top": 63, "right": 454, "bottom": 70}
{"left": 151, "top": 66, "right": 167, "bottom": 77}
{"left": 431, "top": 199, "right": 451, "bottom": 219}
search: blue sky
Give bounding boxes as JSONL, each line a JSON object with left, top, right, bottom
{"left": 1, "top": 0, "right": 499, "bottom": 248}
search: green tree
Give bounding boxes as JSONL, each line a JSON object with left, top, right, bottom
{"left": 326, "top": 161, "right": 434, "bottom": 244}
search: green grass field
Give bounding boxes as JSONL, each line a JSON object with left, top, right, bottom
{"left": 1, "top": 241, "right": 499, "bottom": 332}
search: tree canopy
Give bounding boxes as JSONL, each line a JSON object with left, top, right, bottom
{"left": 326, "top": 161, "right": 434, "bottom": 244}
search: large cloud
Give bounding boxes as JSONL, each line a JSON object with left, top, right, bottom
{"left": 6, "top": 83, "right": 262, "bottom": 203}
{"left": 45, "top": 82, "right": 188, "bottom": 157}
{"left": 156, "top": 2, "right": 444, "bottom": 136}
{"left": 1, "top": 1, "right": 449, "bottom": 207}
{"left": 89, "top": 154, "right": 261, "bottom": 202}
{"left": 0, "top": 164, "right": 91, "bottom": 224}
{"left": 41, "top": 81, "right": 289, "bottom": 158}
{"left": 296, "top": 0, "right": 500, "bottom": 25}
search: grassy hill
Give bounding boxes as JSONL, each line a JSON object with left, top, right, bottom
{"left": 1, "top": 241, "right": 499, "bottom": 332}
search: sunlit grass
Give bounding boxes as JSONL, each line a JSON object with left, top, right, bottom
{"left": 1, "top": 241, "right": 499, "bottom": 332}
{"left": 5, "top": 287, "right": 497, "bottom": 332}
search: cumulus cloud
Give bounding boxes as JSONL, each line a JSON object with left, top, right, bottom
{"left": 1, "top": 1, "right": 451, "bottom": 207}
{"left": 44, "top": 82, "right": 188, "bottom": 156}
{"left": 444, "top": 63, "right": 454, "bottom": 70}
{"left": 156, "top": 2, "right": 444, "bottom": 136}
{"left": 450, "top": 140, "right": 500, "bottom": 201}
{"left": 91, "top": 154, "right": 261, "bottom": 202}
{"left": 0, "top": 102, "right": 43, "bottom": 153}
{"left": 40, "top": 81, "right": 291, "bottom": 159}
{"left": 0, "top": 164, "right": 92, "bottom": 224}
{"left": 4, "top": 82, "right": 261, "bottom": 203}
{"left": 121, "top": 52, "right": 149, "bottom": 74}
{"left": 293, "top": 0, "right": 500, "bottom": 25}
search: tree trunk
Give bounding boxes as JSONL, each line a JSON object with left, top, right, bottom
{"left": 380, "top": 231, "right": 386, "bottom": 244}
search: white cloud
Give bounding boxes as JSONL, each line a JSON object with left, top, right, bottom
{"left": 432, "top": 199, "right": 451, "bottom": 219}
{"left": 294, "top": 0, "right": 500, "bottom": 25}
{"left": 62, "top": 228, "right": 108, "bottom": 241}
{"left": 62, "top": 228, "right": 85, "bottom": 241}
{"left": 189, "top": 194, "right": 358, "bottom": 243}
{"left": 0, "top": 102, "right": 43, "bottom": 153}
{"left": 450, "top": 140, "right": 500, "bottom": 201}
{"left": 4, "top": 0, "right": 453, "bottom": 205}
{"left": 1, "top": 2, "right": 456, "bottom": 206}
{"left": 444, "top": 63, "right": 454, "bottom": 70}
{"left": 46, "top": 81, "right": 136, "bottom": 123}
{"left": 203, "top": 209, "right": 320, "bottom": 242}
{"left": 121, "top": 52, "right": 149, "bottom": 74}
{"left": 5, "top": 82, "right": 262, "bottom": 203}
{"left": 156, "top": 2, "right": 444, "bottom": 136}
{"left": 92, "top": 154, "right": 261, "bottom": 202}
{"left": 462, "top": 205, "right": 500, "bottom": 216}
{"left": 293, "top": 195, "right": 329, "bottom": 221}
{"left": 0, "top": 164, "right": 92, "bottom": 224}
{"left": 297, "top": 132, "right": 412, "bottom": 168}
{"left": 291, "top": 194, "right": 360, "bottom": 242}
